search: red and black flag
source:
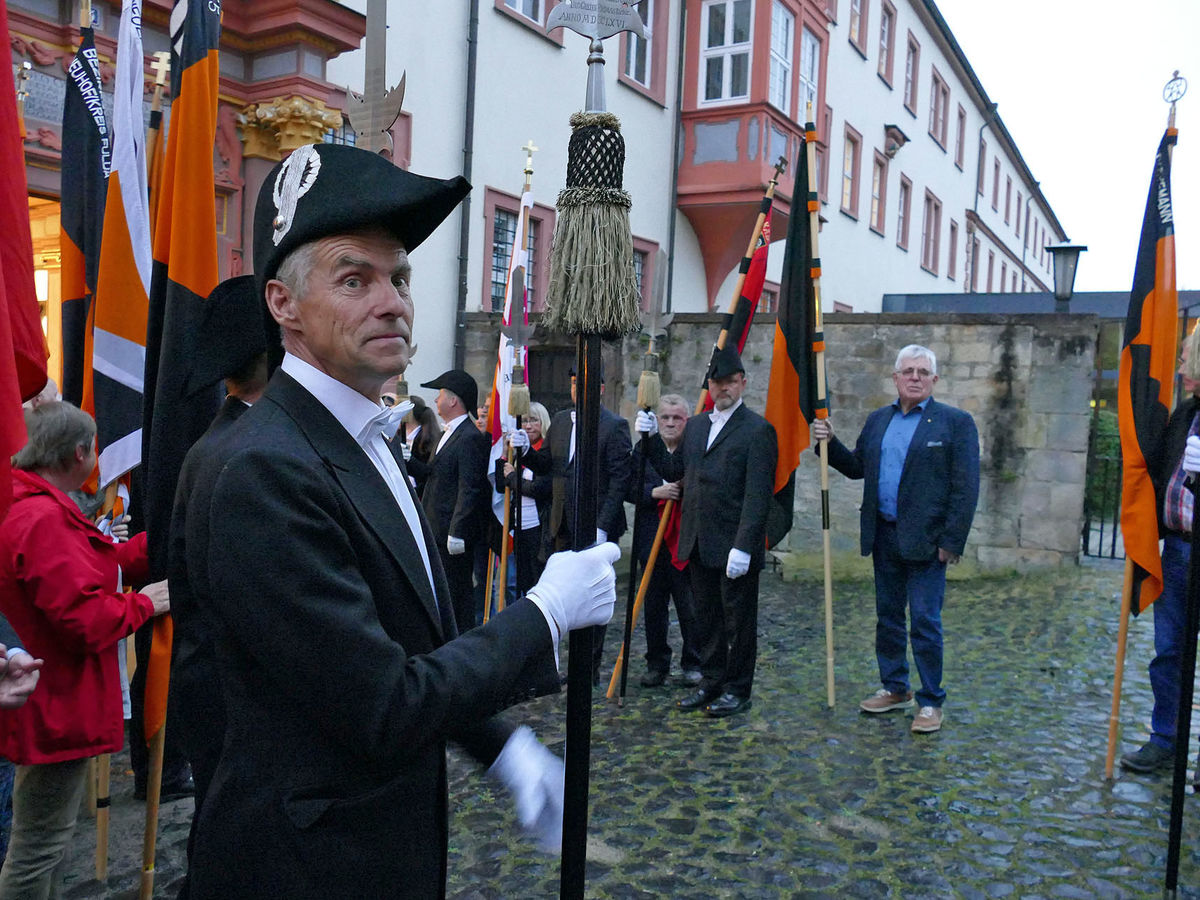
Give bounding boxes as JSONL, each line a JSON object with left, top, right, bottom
{"left": 0, "top": 0, "right": 50, "bottom": 521}
{"left": 59, "top": 25, "right": 111, "bottom": 408}
{"left": 764, "top": 125, "right": 823, "bottom": 546}
{"left": 1119, "top": 127, "right": 1179, "bottom": 614}
{"left": 699, "top": 215, "right": 772, "bottom": 412}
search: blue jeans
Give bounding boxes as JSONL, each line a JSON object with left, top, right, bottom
{"left": 1149, "top": 534, "right": 1192, "bottom": 749}
{"left": 872, "top": 519, "right": 947, "bottom": 708}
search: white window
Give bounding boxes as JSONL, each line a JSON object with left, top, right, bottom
{"left": 897, "top": 176, "right": 912, "bottom": 249}
{"left": 702, "top": 0, "right": 753, "bottom": 103}
{"left": 903, "top": 35, "right": 919, "bottom": 111}
{"left": 877, "top": 2, "right": 895, "bottom": 80}
{"left": 769, "top": 2, "right": 794, "bottom": 112}
{"left": 504, "top": 0, "right": 541, "bottom": 23}
{"left": 623, "top": 0, "right": 654, "bottom": 86}
{"left": 799, "top": 27, "right": 820, "bottom": 117}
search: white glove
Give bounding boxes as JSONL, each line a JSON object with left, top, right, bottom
{"left": 447, "top": 536, "right": 466, "bottom": 556}
{"left": 110, "top": 515, "right": 130, "bottom": 543}
{"left": 510, "top": 428, "right": 530, "bottom": 452}
{"left": 488, "top": 726, "right": 564, "bottom": 853}
{"left": 726, "top": 548, "right": 751, "bottom": 579}
{"left": 595, "top": 528, "right": 607, "bottom": 545}
{"left": 401, "top": 443, "right": 412, "bottom": 461}
{"left": 811, "top": 418, "right": 832, "bottom": 443}
{"left": 635, "top": 410, "right": 658, "bottom": 437}
{"left": 526, "top": 543, "right": 620, "bottom": 659}
{"left": 1185, "top": 435, "right": 1200, "bottom": 475}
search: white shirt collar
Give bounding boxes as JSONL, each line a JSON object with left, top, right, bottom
{"left": 281, "top": 353, "right": 390, "bottom": 446}
{"left": 709, "top": 397, "right": 743, "bottom": 424}
{"left": 442, "top": 413, "right": 469, "bottom": 435}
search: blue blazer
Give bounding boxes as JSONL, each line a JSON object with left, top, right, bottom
{"left": 826, "top": 397, "right": 980, "bottom": 561}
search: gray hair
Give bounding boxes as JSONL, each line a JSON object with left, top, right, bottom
{"left": 12, "top": 401, "right": 96, "bottom": 472}
{"left": 274, "top": 242, "right": 320, "bottom": 353}
{"left": 658, "top": 393, "right": 689, "bottom": 415}
{"left": 894, "top": 344, "right": 937, "bottom": 376}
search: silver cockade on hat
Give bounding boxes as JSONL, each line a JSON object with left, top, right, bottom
{"left": 272, "top": 144, "right": 322, "bottom": 246}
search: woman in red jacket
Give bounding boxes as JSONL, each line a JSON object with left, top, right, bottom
{"left": 0, "top": 402, "right": 170, "bottom": 897}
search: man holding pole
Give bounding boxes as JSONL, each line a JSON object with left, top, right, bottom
{"left": 812, "top": 344, "right": 979, "bottom": 734}
{"left": 635, "top": 346, "right": 777, "bottom": 717}
{"left": 629, "top": 393, "right": 701, "bottom": 688}
{"left": 180, "top": 143, "right": 619, "bottom": 898}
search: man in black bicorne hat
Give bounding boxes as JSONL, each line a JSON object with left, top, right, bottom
{"left": 635, "top": 345, "right": 777, "bottom": 718}
{"left": 177, "top": 143, "right": 619, "bottom": 899}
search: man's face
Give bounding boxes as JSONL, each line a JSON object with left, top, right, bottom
{"left": 569, "top": 375, "right": 603, "bottom": 405}
{"left": 708, "top": 372, "right": 746, "bottom": 411}
{"left": 1180, "top": 343, "right": 1200, "bottom": 397}
{"left": 435, "top": 389, "right": 460, "bottom": 422}
{"left": 892, "top": 355, "right": 938, "bottom": 407}
{"left": 267, "top": 230, "right": 412, "bottom": 400}
{"left": 657, "top": 403, "right": 688, "bottom": 443}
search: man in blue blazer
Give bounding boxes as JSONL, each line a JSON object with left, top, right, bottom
{"left": 813, "top": 344, "right": 979, "bottom": 734}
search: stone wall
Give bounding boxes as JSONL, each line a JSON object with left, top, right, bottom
{"left": 461, "top": 311, "right": 1100, "bottom": 572}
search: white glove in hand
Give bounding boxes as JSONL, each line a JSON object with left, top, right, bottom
{"left": 401, "top": 443, "right": 412, "bottom": 461}
{"left": 595, "top": 528, "right": 607, "bottom": 545}
{"left": 447, "top": 536, "right": 466, "bottom": 556}
{"left": 635, "top": 410, "right": 658, "bottom": 437}
{"left": 726, "top": 548, "right": 751, "bottom": 579}
{"left": 488, "top": 726, "right": 564, "bottom": 853}
{"left": 1185, "top": 435, "right": 1200, "bottom": 475}
{"left": 110, "top": 515, "right": 130, "bottom": 543}
{"left": 527, "top": 543, "right": 620, "bottom": 646}
{"left": 510, "top": 429, "right": 530, "bottom": 452}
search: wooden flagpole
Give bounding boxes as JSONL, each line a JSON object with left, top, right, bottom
{"left": 803, "top": 106, "right": 836, "bottom": 708}
{"left": 607, "top": 158, "right": 787, "bottom": 694}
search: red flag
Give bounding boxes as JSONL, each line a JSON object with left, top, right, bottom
{"left": 699, "top": 218, "right": 771, "bottom": 413}
{"left": 1119, "top": 127, "right": 1179, "bottom": 614}
{"left": 0, "top": 0, "right": 50, "bottom": 521}
{"left": 141, "top": 0, "right": 222, "bottom": 739}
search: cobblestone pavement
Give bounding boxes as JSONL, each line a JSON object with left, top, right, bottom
{"left": 61, "top": 558, "right": 1200, "bottom": 898}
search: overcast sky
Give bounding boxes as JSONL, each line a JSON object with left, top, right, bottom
{"left": 933, "top": 0, "right": 1200, "bottom": 293}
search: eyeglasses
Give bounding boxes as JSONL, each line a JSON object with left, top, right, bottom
{"left": 896, "top": 367, "right": 933, "bottom": 378}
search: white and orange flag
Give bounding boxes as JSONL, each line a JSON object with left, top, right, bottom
{"left": 89, "top": 0, "right": 151, "bottom": 489}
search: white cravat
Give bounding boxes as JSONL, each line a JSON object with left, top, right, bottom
{"left": 706, "top": 398, "right": 743, "bottom": 450}
{"left": 436, "top": 413, "right": 468, "bottom": 454}
{"left": 568, "top": 410, "right": 577, "bottom": 463}
{"left": 281, "top": 355, "right": 437, "bottom": 597}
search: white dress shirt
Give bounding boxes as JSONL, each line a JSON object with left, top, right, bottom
{"left": 281, "top": 354, "right": 437, "bottom": 596}
{"left": 706, "top": 398, "right": 743, "bottom": 449}
{"left": 436, "top": 413, "right": 469, "bottom": 454}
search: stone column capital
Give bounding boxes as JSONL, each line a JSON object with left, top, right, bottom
{"left": 240, "top": 95, "right": 344, "bottom": 161}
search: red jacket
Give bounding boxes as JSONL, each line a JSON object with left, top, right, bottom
{"left": 0, "top": 470, "right": 155, "bottom": 764}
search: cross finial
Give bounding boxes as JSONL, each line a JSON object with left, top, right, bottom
{"left": 522, "top": 140, "right": 538, "bottom": 176}
{"left": 151, "top": 51, "right": 170, "bottom": 87}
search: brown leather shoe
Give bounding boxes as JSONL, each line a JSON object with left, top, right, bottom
{"left": 859, "top": 688, "right": 915, "bottom": 713}
{"left": 911, "top": 706, "right": 944, "bottom": 733}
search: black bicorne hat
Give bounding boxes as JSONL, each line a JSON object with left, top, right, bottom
{"left": 253, "top": 143, "right": 471, "bottom": 293}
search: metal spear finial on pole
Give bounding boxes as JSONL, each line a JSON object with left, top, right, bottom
{"left": 544, "top": 3, "right": 645, "bottom": 897}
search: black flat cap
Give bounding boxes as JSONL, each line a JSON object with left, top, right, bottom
{"left": 420, "top": 369, "right": 478, "bottom": 414}
{"left": 707, "top": 345, "right": 745, "bottom": 380}
{"left": 185, "top": 275, "right": 281, "bottom": 396}
{"left": 567, "top": 363, "right": 606, "bottom": 383}
{"left": 253, "top": 143, "right": 471, "bottom": 291}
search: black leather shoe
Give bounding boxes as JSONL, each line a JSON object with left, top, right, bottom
{"left": 1120, "top": 741, "right": 1174, "bottom": 774}
{"left": 639, "top": 669, "right": 667, "bottom": 688}
{"left": 704, "top": 693, "right": 752, "bottom": 718}
{"left": 676, "top": 688, "right": 715, "bottom": 711}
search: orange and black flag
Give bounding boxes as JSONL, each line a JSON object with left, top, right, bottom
{"left": 1119, "top": 127, "right": 1179, "bottom": 614}
{"left": 141, "top": 0, "right": 222, "bottom": 738}
{"left": 764, "top": 126, "right": 823, "bottom": 547}
{"left": 89, "top": 0, "right": 153, "bottom": 493}
{"left": 0, "top": 0, "right": 50, "bottom": 521}
{"left": 59, "top": 25, "right": 110, "bottom": 408}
